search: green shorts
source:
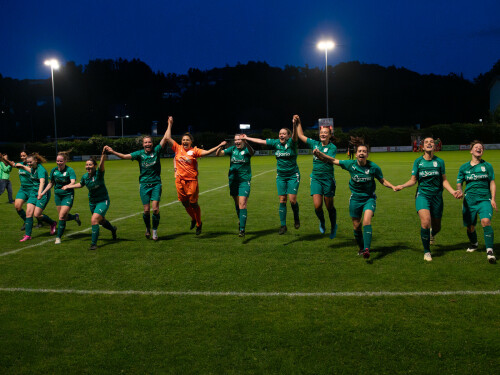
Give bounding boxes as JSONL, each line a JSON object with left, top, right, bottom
{"left": 15, "top": 187, "right": 31, "bottom": 201}
{"left": 229, "top": 180, "right": 251, "bottom": 197}
{"left": 310, "top": 177, "right": 336, "bottom": 197}
{"left": 276, "top": 173, "right": 300, "bottom": 196}
{"left": 349, "top": 195, "right": 376, "bottom": 218}
{"left": 27, "top": 190, "right": 51, "bottom": 210}
{"left": 462, "top": 198, "right": 493, "bottom": 226}
{"left": 139, "top": 183, "right": 162, "bottom": 205}
{"left": 415, "top": 192, "right": 443, "bottom": 218}
{"left": 54, "top": 192, "right": 74, "bottom": 207}
{"left": 89, "top": 199, "right": 110, "bottom": 217}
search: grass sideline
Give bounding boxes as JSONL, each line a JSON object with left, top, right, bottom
{"left": 0, "top": 150, "right": 499, "bottom": 374}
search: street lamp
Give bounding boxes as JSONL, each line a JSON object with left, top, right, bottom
{"left": 115, "top": 115, "right": 130, "bottom": 137}
{"left": 44, "top": 59, "right": 60, "bottom": 154}
{"left": 317, "top": 41, "right": 335, "bottom": 118}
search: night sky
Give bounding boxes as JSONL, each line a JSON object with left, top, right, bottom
{"left": 1, "top": 0, "right": 499, "bottom": 80}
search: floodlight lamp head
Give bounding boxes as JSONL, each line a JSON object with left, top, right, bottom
{"left": 317, "top": 41, "right": 335, "bottom": 50}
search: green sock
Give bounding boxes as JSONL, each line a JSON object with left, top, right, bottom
{"left": 234, "top": 201, "right": 240, "bottom": 219}
{"left": 328, "top": 207, "right": 337, "bottom": 228}
{"left": 17, "top": 209, "right": 26, "bottom": 221}
{"left": 421, "top": 227, "right": 431, "bottom": 253}
{"left": 239, "top": 208, "right": 247, "bottom": 231}
{"left": 315, "top": 208, "right": 325, "bottom": 225}
{"left": 67, "top": 213, "right": 76, "bottom": 221}
{"left": 363, "top": 225, "right": 373, "bottom": 250}
{"left": 91, "top": 224, "right": 100, "bottom": 245}
{"left": 484, "top": 225, "right": 494, "bottom": 249}
{"left": 42, "top": 214, "right": 55, "bottom": 225}
{"left": 57, "top": 220, "right": 66, "bottom": 238}
{"left": 152, "top": 213, "right": 160, "bottom": 230}
{"left": 101, "top": 220, "right": 113, "bottom": 231}
{"left": 291, "top": 202, "right": 299, "bottom": 221}
{"left": 467, "top": 230, "right": 478, "bottom": 245}
{"left": 25, "top": 217, "right": 33, "bottom": 236}
{"left": 279, "top": 203, "right": 287, "bottom": 226}
{"left": 353, "top": 230, "right": 364, "bottom": 250}
{"left": 143, "top": 213, "right": 151, "bottom": 230}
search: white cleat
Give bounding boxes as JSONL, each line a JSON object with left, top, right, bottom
{"left": 466, "top": 243, "right": 478, "bottom": 252}
{"left": 487, "top": 249, "right": 496, "bottom": 264}
{"left": 54, "top": 237, "right": 61, "bottom": 245}
{"left": 152, "top": 229, "right": 158, "bottom": 241}
{"left": 424, "top": 252, "right": 432, "bottom": 262}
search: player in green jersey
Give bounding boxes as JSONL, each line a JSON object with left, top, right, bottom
{"left": 40, "top": 150, "right": 81, "bottom": 244}
{"left": 8, "top": 153, "right": 57, "bottom": 241}
{"left": 395, "top": 137, "right": 461, "bottom": 261}
{"left": 62, "top": 148, "right": 117, "bottom": 250}
{"left": 314, "top": 138, "right": 397, "bottom": 258}
{"left": 456, "top": 140, "right": 496, "bottom": 263}
{"left": 295, "top": 115, "right": 338, "bottom": 239}
{"left": 217, "top": 134, "right": 255, "bottom": 237}
{"left": 242, "top": 116, "right": 301, "bottom": 235}
{"left": 105, "top": 127, "right": 170, "bottom": 241}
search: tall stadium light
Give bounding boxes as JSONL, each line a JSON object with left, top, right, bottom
{"left": 317, "top": 41, "right": 335, "bottom": 118}
{"left": 44, "top": 59, "right": 60, "bottom": 155}
{"left": 115, "top": 115, "right": 130, "bottom": 137}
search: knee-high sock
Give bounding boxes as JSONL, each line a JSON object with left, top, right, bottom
{"left": 327, "top": 206, "right": 337, "bottom": 229}
{"left": 363, "top": 225, "right": 373, "bottom": 250}
{"left": 353, "top": 230, "right": 364, "bottom": 250}
{"left": 421, "top": 227, "right": 431, "bottom": 253}
{"left": 25, "top": 217, "right": 33, "bottom": 236}
{"left": 279, "top": 203, "right": 287, "bottom": 226}
{"left": 41, "top": 214, "right": 55, "bottom": 225}
{"left": 17, "top": 209, "right": 26, "bottom": 222}
{"left": 185, "top": 205, "right": 195, "bottom": 220}
{"left": 193, "top": 205, "right": 202, "bottom": 226}
{"left": 143, "top": 213, "right": 151, "bottom": 229}
{"left": 91, "top": 224, "right": 100, "bottom": 245}
{"left": 152, "top": 213, "right": 160, "bottom": 230}
{"left": 101, "top": 219, "right": 114, "bottom": 231}
{"left": 239, "top": 208, "right": 247, "bottom": 231}
{"left": 315, "top": 208, "right": 325, "bottom": 224}
{"left": 57, "top": 220, "right": 66, "bottom": 238}
{"left": 291, "top": 202, "right": 299, "bottom": 221}
{"left": 484, "top": 225, "right": 494, "bottom": 249}
{"left": 467, "top": 230, "right": 478, "bottom": 245}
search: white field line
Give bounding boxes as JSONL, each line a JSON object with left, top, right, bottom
{"left": 0, "top": 169, "right": 275, "bottom": 257}
{"left": 0, "top": 287, "right": 499, "bottom": 298}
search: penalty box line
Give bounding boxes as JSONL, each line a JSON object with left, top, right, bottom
{"left": 0, "top": 169, "right": 275, "bottom": 258}
{"left": 0, "top": 287, "right": 499, "bottom": 298}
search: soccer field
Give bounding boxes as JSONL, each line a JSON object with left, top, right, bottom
{"left": 0, "top": 151, "right": 499, "bottom": 374}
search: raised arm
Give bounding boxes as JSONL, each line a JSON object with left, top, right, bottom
{"left": 243, "top": 137, "right": 255, "bottom": 156}
{"left": 312, "top": 148, "right": 340, "bottom": 165}
{"left": 240, "top": 133, "right": 267, "bottom": 146}
{"left": 105, "top": 145, "right": 132, "bottom": 160}
{"left": 99, "top": 147, "right": 107, "bottom": 172}
{"left": 161, "top": 116, "right": 174, "bottom": 148}
{"left": 442, "top": 175, "right": 462, "bottom": 199}
{"left": 291, "top": 115, "right": 298, "bottom": 143}
{"left": 294, "top": 115, "right": 307, "bottom": 144}
{"left": 216, "top": 146, "right": 226, "bottom": 156}
{"left": 394, "top": 175, "right": 418, "bottom": 191}
{"left": 200, "top": 141, "right": 227, "bottom": 157}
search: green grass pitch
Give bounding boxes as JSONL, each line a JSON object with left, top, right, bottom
{"left": 0, "top": 150, "right": 499, "bottom": 374}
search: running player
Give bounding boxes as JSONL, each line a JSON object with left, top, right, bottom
{"left": 295, "top": 115, "right": 338, "bottom": 238}
{"left": 62, "top": 147, "right": 117, "bottom": 250}
{"left": 164, "top": 116, "right": 226, "bottom": 235}
{"left": 7, "top": 153, "right": 57, "bottom": 241}
{"left": 105, "top": 127, "right": 170, "bottom": 241}
{"left": 39, "top": 150, "right": 81, "bottom": 244}
{"left": 241, "top": 116, "right": 300, "bottom": 235}
{"left": 395, "top": 137, "right": 461, "bottom": 261}
{"left": 216, "top": 133, "right": 254, "bottom": 237}
{"left": 456, "top": 140, "right": 496, "bottom": 263}
{"left": 314, "top": 138, "right": 397, "bottom": 258}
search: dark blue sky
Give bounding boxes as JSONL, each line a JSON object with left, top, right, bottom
{"left": 1, "top": 0, "right": 499, "bottom": 80}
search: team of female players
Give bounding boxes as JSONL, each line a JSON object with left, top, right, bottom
{"left": 2, "top": 115, "right": 496, "bottom": 263}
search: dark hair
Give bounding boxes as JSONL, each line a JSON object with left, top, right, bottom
{"left": 87, "top": 156, "right": 98, "bottom": 167}
{"left": 470, "top": 140, "right": 483, "bottom": 149}
{"left": 281, "top": 128, "right": 292, "bottom": 136}
{"left": 182, "top": 132, "right": 194, "bottom": 142}
{"left": 350, "top": 136, "right": 369, "bottom": 152}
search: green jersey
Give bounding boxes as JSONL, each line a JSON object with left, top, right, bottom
{"left": 306, "top": 138, "right": 336, "bottom": 180}
{"left": 80, "top": 169, "right": 109, "bottom": 204}
{"left": 457, "top": 159, "right": 494, "bottom": 202}
{"left": 266, "top": 138, "right": 299, "bottom": 177}
{"left": 17, "top": 162, "right": 33, "bottom": 188}
{"left": 130, "top": 144, "right": 163, "bottom": 184}
{"left": 29, "top": 164, "right": 49, "bottom": 192}
{"left": 224, "top": 146, "right": 252, "bottom": 182}
{"left": 412, "top": 155, "right": 445, "bottom": 196}
{"left": 339, "top": 159, "right": 383, "bottom": 198}
{"left": 50, "top": 166, "right": 77, "bottom": 196}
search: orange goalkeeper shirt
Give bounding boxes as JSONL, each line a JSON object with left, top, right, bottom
{"left": 172, "top": 141, "right": 203, "bottom": 181}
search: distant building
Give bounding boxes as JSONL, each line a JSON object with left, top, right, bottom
{"left": 490, "top": 76, "right": 500, "bottom": 113}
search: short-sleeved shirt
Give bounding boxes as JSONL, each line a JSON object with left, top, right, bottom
{"left": 457, "top": 159, "right": 495, "bottom": 202}
{"left": 29, "top": 164, "right": 49, "bottom": 193}
{"left": 18, "top": 162, "right": 33, "bottom": 189}
{"left": 130, "top": 144, "right": 163, "bottom": 184}
{"left": 50, "top": 166, "right": 77, "bottom": 196}
{"left": 224, "top": 146, "right": 252, "bottom": 183}
{"left": 411, "top": 155, "right": 445, "bottom": 196}
{"left": 266, "top": 138, "right": 299, "bottom": 177}
{"left": 338, "top": 159, "right": 383, "bottom": 198}
{"left": 171, "top": 141, "right": 203, "bottom": 181}
{"left": 80, "top": 169, "right": 109, "bottom": 204}
{"left": 306, "top": 138, "right": 337, "bottom": 180}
